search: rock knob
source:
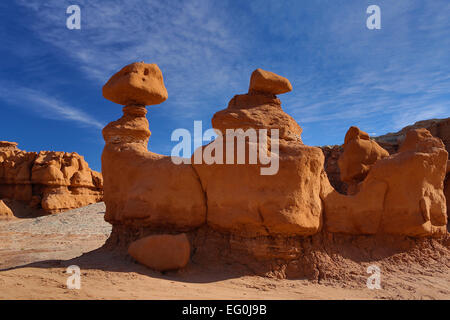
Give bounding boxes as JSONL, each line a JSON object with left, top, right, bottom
{"left": 103, "top": 62, "right": 168, "bottom": 106}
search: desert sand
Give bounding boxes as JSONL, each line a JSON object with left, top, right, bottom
{"left": 0, "top": 203, "right": 448, "bottom": 300}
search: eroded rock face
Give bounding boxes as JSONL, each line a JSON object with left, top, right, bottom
{"left": 0, "top": 142, "right": 103, "bottom": 214}
{"left": 338, "top": 126, "right": 389, "bottom": 194}
{"left": 323, "top": 128, "right": 448, "bottom": 236}
{"left": 192, "top": 73, "right": 325, "bottom": 237}
{"left": 128, "top": 233, "right": 191, "bottom": 271}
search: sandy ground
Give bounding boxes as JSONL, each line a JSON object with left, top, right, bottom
{"left": 0, "top": 202, "right": 448, "bottom": 300}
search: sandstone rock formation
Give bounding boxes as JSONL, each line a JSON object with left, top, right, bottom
{"left": 0, "top": 142, "right": 103, "bottom": 214}
{"left": 0, "top": 199, "right": 13, "bottom": 219}
{"left": 101, "top": 63, "right": 448, "bottom": 274}
{"left": 102, "top": 62, "right": 206, "bottom": 230}
{"left": 337, "top": 126, "right": 389, "bottom": 194}
{"left": 322, "top": 118, "right": 450, "bottom": 227}
{"left": 323, "top": 128, "right": 448, "bottom": 236}
{"left": 193, "top": 70, "right": 324, "bottom": 237}
{"left": 128, "top": 233, "right": 191, "bottom": 271}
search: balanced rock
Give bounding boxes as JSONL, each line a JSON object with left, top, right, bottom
{"left": 103, "top": 62, "right": 168, "bottom": 106}
{"left": 338, "top": 126, "right": 389, "bottom": 194}
{"left": 249, "top": 68, "right": 293, "bottom": 95}
{"left": 128, "top": 233, "right": 191, "bottom": 271}
{"left": 0, "top": 200, "right": 14, "bottom": 219}
{"left": 323, "top": 128, "right": 448, "bottom": 236}
{"left": 193, "top": 70, "right": 324, "bottom": 237}
{"left": 102, "top": 65, "right": 206, "bottom": 230}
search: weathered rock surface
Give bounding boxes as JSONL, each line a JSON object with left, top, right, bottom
{"left": 128, "top": 233, "right": 191, "bottom": 271}
{"left": 103, "top": 62, "right": 168, "bottom": 106}
{"left": 337, "top": 126, "right": 389, "bottom": 194}
{"left": 193, "top": 71, "right": 324, "bottom": 237}
{"left": 323, "top": 128, "right": 448, "bottom": 236}
{"left": 102, "top": 72, "right": 205, "bottom": 231}
{"left": 0, "top": 200, "right": 13, "bottom": 219}
{"left": 0, "top": 142, "right": 103, "bottom": 214}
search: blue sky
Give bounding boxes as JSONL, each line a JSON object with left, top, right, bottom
{"left": 0, "top": 0, "right": 449, "bottom": 171}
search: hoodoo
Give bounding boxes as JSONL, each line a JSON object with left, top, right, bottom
{"left": 101, "top": 63, "right": 448, "bottom": 275}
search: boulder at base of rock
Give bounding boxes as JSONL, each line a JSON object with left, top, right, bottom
{"left": 0, "top": 199, "right": 14, "bottom": 219}
{"left": 128, "top": 233, "right": 191, "bottom": 271}
{"left": 248, "top": 68, "right": 292, "bottom": 95}
{"left": 103, "top": 62, "right": 168, "bottom": 106}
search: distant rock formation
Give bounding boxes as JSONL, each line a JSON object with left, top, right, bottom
{"left": 0, "top": 141, "right": 103, "bottom": 214}
{"left": 374, "top": 118, "right": 450, "bottom": 155}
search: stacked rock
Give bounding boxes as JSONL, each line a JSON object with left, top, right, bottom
{"left": 101, "top": 62, "right": 204, "bottom": 271}
{"left": 193, "top": 68, "right": 326, "bottom": 237}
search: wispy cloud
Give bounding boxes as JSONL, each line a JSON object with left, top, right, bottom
{"left": 0, "top": 84, "right": 104, "bottom": 129}
{"left": 10, "top": 0, "right": 450, "bottom": 147}
{"left": 14, "top": 0, "right": 245, "bottom": 119}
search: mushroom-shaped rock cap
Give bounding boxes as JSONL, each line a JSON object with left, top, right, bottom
{"left": 249, "top": 68, "right": 292, "bottom": 95}
{"left": 102, "top": 62, "right": 168, "bottom": 106}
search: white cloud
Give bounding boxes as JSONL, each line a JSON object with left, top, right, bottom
{"left": 0, "top": 85, "right": 104, "bottom": 129}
